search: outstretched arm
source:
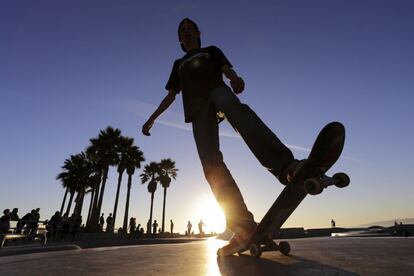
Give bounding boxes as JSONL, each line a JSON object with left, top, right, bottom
{"left": 221, "top": 64, "right": 245, "bottom": 94}
{"left": 142, "top": 89, "right": 177, "bottom": 136}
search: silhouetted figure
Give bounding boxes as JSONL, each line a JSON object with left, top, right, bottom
{"left": 399, "top": 222, "right": 403, "bottom": 226}
{"left": 170, "top": 219, "right": 174, "bottom": 235}
{"left": 48, "top": 211, "right": 62, "bottom": 239}
{"left": 142, "top": 18, "right": 301, "bottom": 250}
{"left": 99, "top": 213, "right": 105, "bottom": 231}
{"left": 106, "top": 213, "right": 113, "bottom": 232}
{"left": 129, "top": 217, "right": 136, "bottom": 234}
{"left": 331, "top": 219, "right": 336, "bottom": 228}
{"left": 71, "top": 215, "right": 82, "bottom": 240}
{"left": 187, "top": 221, "right": 192, "bottom": 236}
{"left": 147, "top": 220, "right": 151, "bottom": 234}
{"left": 10, "top": 208, "right": 19, "bottom": 221}
{"left": 152, "top": 220, "right": 159, "bottom": 236}
{"left": 0, "top": 209, "right": 11, "bottom": 234}
{"left": 17, "top": 209, "right": 36, "bottom": 234}
{"left": 198, "top": 219, "right": 206, "bottom": 235}
{"left": 395, "top": 221, "right": 398, "bottom": 226}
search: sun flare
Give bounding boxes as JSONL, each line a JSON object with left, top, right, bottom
{"left": 195, "top": 195, "right": 226, "bottom": 234}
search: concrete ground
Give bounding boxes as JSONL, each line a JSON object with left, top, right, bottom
{"left": 0, "top": 237, "right": 413, "bottom": 275}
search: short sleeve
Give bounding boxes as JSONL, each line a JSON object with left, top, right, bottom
{"left": 210, "top": 46, "right": 233, "bottom": 70}
{"left": 165, "top": 60, "right": 181, "bottom": 93}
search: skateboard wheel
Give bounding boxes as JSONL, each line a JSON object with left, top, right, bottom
{"left": 249, "top": 243, "right": 262, "bottom": 258}
{"left": 333, "top": 173, "right": 350, "bottom": 188}
{"left": 278, "top": 241, "right": 291, "bottom": 255}
{"left": 304, "top": 178, "right": 323, "bottom": 195}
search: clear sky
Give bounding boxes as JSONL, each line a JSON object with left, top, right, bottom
{"left": 1, "top": 0, "right": 413, "bottom": 234}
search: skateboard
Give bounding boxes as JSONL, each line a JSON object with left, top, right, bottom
{"left": 217, "top": 121, "right": 350, "bottom": 258}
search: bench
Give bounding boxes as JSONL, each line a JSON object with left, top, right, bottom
{"left": 0, "top": 221, "right": 47, "bottom": 249}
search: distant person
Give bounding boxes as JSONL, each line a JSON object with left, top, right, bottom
{"left": 142, "top": 17, "right": 305, "bottom": 254}
{"left": 187, "top": 221, "right": 192, "bottom": 236}
{"left": 394, "top": 221, "right": 398, "bottom": 226}
{"left": 198, "top": 219, "right": 206, "bottom": 235}
{"left": 71, "top": 215, "right": 82, "bottom": 240}
{"left": 106, "top": 213, "right": 113, "bottom": 232}
{"left": 129, "top": 217, "right": 136, "bottom": 234}
{"left": 18, "top": 209, "right": 36, "bottom": 234}
{"left": 48, "top": 211, "right": 62, "bottom": 239}
{"left": 152, "top": 220, "right": 159, "bottom": 235}
{"left": 0, "top": 209, "right": 11, "bottom": 234}
{"left": 147, "top": 220, "right": 151, "bottom": 234}
{"left": 170, "top": 219, "right": 174, "bottom": 235}
{"left": 331, "top": 219, "right": 336, "bottom": 228}
{"left": 10, "top": 208, "right": 19, "bottom": 221}
{"left": 34, "top": 208, "right": 40, "bottom": 222}
{"left": 99, "top": 213, "right": 105, "bottom": 231}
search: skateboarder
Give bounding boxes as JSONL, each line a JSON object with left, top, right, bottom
{"left": 198, "top": 219, "right": 205, "bottom": 235}
{"left": 142, "top": 18, "right": 302, "bottom": 252}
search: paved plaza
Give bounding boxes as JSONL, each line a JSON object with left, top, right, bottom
{"left": 0, "top": 237, "right": 413, "bottom": 275}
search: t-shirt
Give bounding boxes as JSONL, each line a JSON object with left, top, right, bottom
{"left": 165, "top": 45, "right": 232, "bottom": 123}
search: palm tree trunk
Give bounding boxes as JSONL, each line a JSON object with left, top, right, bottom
{"left": 122, "top": 174, "right": 132, "bottom": 233}
{"left": 89, "top": 172, "right": 103, "bottom": 231}
{"left": 76, "top": 190, "right": 86, "bottom": 217}
{"left": 149, "top": 192, "right": 154, "bottom": 234}
{"left": 60, "top": 187, "right": 69, "bottom": 215}
{"left": 87, "top": 188, "right": 95, "bottom": 225}
{"left": 96, "top": 166, "right": 109, "bottom": 221}
{"left": 73, "top": 192, "right": 80, "bottom": 217}
{"left": 112, "top": 171, "right": 124, "bottom": 229}
{"left": 65, "top": 192, "right": 75, "bottom": 218}
{"left": 161, "top": 187, "right": 167, "bottom": 233}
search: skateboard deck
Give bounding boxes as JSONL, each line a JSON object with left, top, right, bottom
{"left": 218, "top": 121, "right": 349, "bottom": 257}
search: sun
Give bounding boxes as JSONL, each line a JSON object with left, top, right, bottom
{"left": 195, "top": 195, "right": 226, "bottom": 234}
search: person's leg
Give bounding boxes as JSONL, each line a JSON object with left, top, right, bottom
{"left": 210, "top": 85, "right": 295, "bottom": 182}
{"left": 192, "top": 103, "right": 255, "bottom": 235}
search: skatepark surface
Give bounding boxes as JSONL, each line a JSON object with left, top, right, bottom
{"left": 0, "top": 237, "right": 413, "bottom": 275}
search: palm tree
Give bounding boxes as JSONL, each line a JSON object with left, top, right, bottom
{"left": 57, "top": 161, "right": 77, "bottom": 218}
{"left": 86, "top": 126, "right": 121, "bottom": 231}
{"left": 158, "top": 159, "right": 178, "bottom": 233}
{"left": 140, "top": 162, "right": 161, "bottom": 235}
{"left": 112, "top": 136, "right": 133, "bottom": 230}
{"left": 122, "top": 142, "right": 145, "bottom": 233}
{"left": 70, "top": 152, "right": 95, "bottom": 218}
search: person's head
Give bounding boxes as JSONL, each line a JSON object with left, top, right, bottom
{"left": 12, "top": 208, "right": 18, "bottom": 213}
{"left": 178, "top": 18, "right": 201, "bottom": 52}
{"left": 3, "top": 209, "right": 10, "bottom": 215}
{"left": 55, "top": 211, "right": 60, "bottom": 216}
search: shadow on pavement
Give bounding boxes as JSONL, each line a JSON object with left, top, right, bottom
{"left": 217, "top": 254, "right": 359, "bottom": 276}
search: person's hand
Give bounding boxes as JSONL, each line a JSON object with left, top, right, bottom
{"left": 142, "top": 119, "right": 154, "bottom": 136}
{"left": 230, "top": 77, "right": 245, "bottom": 94}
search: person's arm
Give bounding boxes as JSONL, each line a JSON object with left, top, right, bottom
{"left": 142, "top": 89, "right": 178, "bottom": 136}
{"left": 221, "top": 64, "right": 245, "bottom": 94}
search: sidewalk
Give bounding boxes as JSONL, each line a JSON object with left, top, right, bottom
{"left": 1, "top": 237, "right": 413, "bottom": 275}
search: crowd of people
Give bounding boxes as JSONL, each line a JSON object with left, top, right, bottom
{"left": 0, "top": 208, "right": 83, "bottom": 240}
{"left": 1, "top": 207, "right": 210, "bottom": 239}
{"left": 0, "top": 208, "right": 41, "bottom": 234}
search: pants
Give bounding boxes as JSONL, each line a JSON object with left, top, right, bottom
{"left": 192, "top": 85, "right": 294, "bottom": 233}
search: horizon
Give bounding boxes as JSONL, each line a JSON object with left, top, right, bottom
{"left": 1, "top": 0, "right": 413, "bottom": 234}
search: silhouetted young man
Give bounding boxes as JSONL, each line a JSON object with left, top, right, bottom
{"left": 142, "top": 18, "right": 299, "bottom": 254}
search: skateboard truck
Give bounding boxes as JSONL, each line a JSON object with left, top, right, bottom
{"left": 304, "top": 172, "right": 350, "bottom": 195}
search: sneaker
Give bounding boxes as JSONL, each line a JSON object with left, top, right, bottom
{"left": 278, "top": 159, "right": 308, "bottom": 185}
{"left": 217, "top": 223, "right": 256, "bottom": 257}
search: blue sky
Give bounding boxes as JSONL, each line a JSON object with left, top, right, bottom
{"left": 1, "top": 0, "right": 413, "bottom": 233}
